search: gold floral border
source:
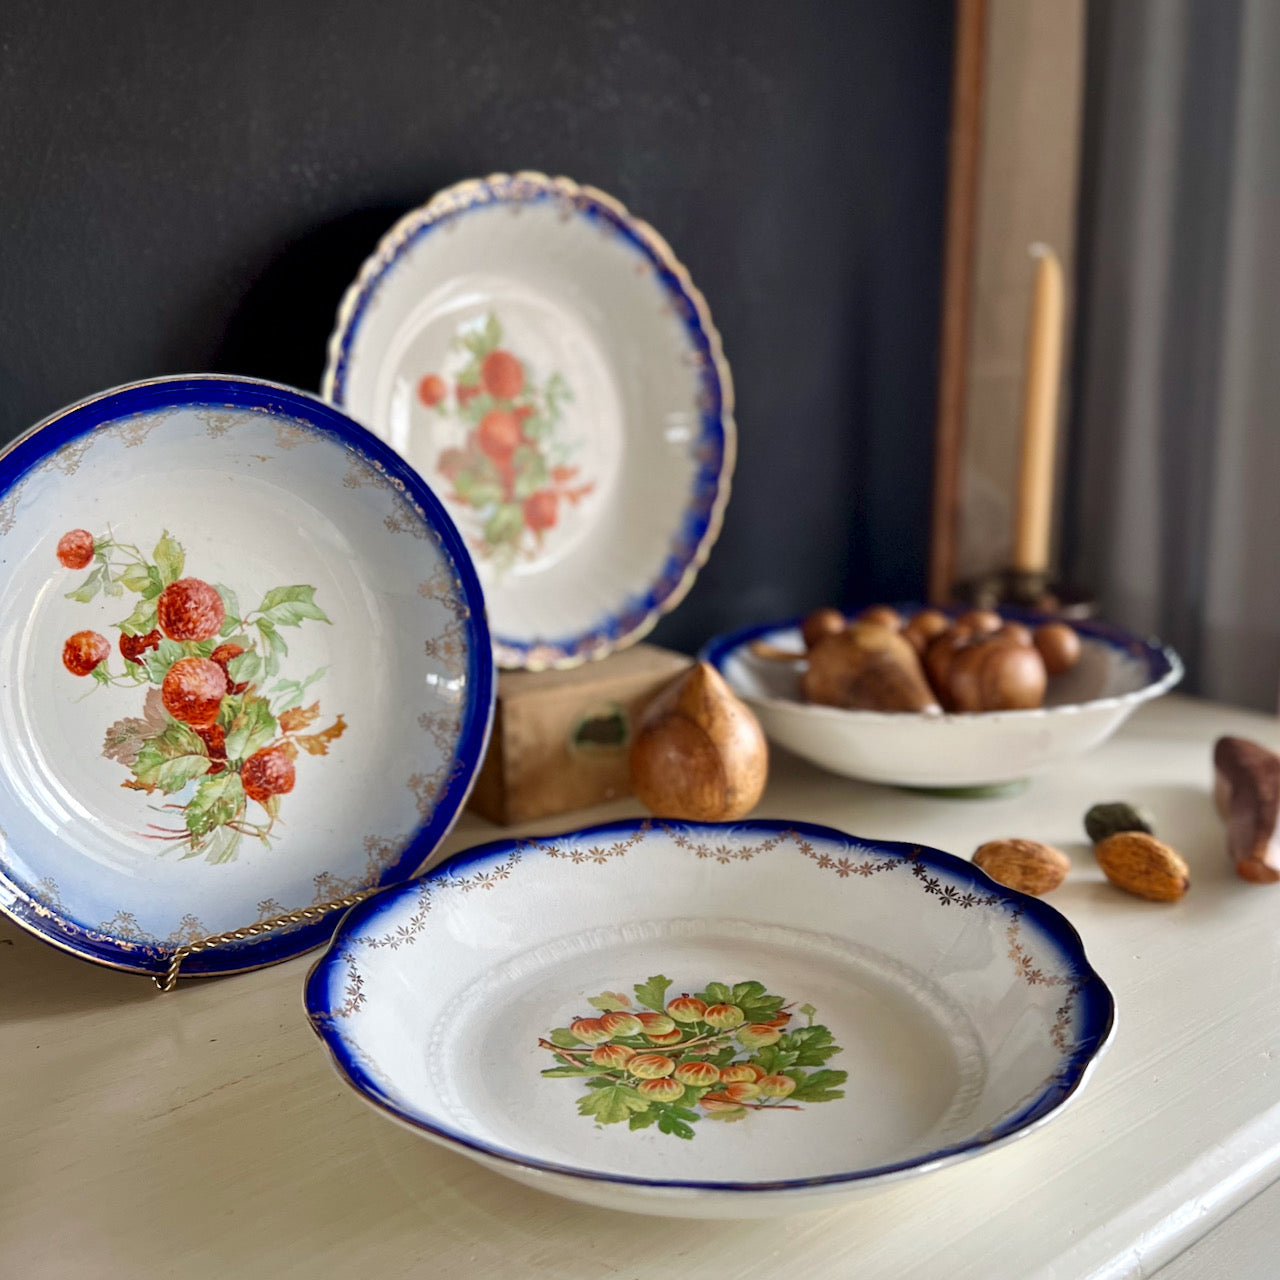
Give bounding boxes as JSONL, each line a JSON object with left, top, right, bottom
{"left": 323, "top": 825, "right": 1087, "bottom": 1084}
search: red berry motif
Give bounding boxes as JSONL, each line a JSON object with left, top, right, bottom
{"left": 162, "top": 657, "right": 227, "bottom": 726}
{"left": 56, "top": 529, "right": 95, "bottom": 569}
{"left": 719, "top": 1063, "right": 763, "bottom": 1084}
{"left": 419, "top": 312, "right": 593, "bottom": 564}
{"left": 119, "top": 628, "right": 162, "bottom": 665}
{"left": 157, "top": 578, "right": 225, "bottom": 642}
{"left": 242, "top": 747, "right": 296, "bottom": 805}
{"left": 417, "top": 374, "right": 446, "bottom": 408}
{"left": 522, "top": 490, "right": 558, "bottom": 533}
{"left": 63, "top": 631, "right": 110, "bottom": 676}
{"left": 481, "top": 349, "right": 524, "bottom": 399}
{"left": 476, "top": 410, "right": 521, "bottom": 463}
{"left": 61, "top": 528, "right": 345, "bottom": 865}
{"left": 210, "top": 642, "right": 248, "bottom": 694}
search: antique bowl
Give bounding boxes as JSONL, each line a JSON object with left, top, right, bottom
{"left": 305, "top": 819, "right": 1114, "bottom": 1218}
{"left": 703, "top": 612, "right": 1183, "bottom": 789}
{"left": 0, "top": 376, "right": 493, "bottom": 975}
{"left": 323, "top": 170, "right": 735, "bottom": 671}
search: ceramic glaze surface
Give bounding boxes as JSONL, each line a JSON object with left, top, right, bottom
{"left": 0, "top": 377, "right": 494, "bottom": 975}
{"left": 306, "top": 820, "right": 1114, "bottom": 1217}
{"left": 704, "top": 613, "right": 1183, "bottom": 788}
{"left": 323, "top": 172, "right": 734, "bottom": 670}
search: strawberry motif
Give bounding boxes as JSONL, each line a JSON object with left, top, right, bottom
{"left": 161, "top": 657, "right": 227, "bottom": 726}
{"left": 56, "top": 529, "right": 95, "bottom": 570}
{"left": 157, "top": 578, "right": 225, "bottom": 642}
{"left": 242, "top": 747, "right": 296, "bottom": 805}
{"left": 63, "top": 631, "right": 109, "bottom": 676}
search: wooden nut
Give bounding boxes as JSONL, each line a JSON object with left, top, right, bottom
{"left": 955, "top": 609, "right": 1003, "bottom": 635}
{"left": 1094, "top": 832, "right": 1190, "bottom": 902}
{"left": 1035, "top": 622, "right": 1082, "bottom": 676}
{"left": 630, "top": 662, "right": 768, "bottom": 822}
{"left": 801, "top": 608, "right": 847, "bottom": 651}
{"left": 855, "top": 604, "right": 903, "bottom": 631}
{"left": 902, "top": 608, "right": 951, "bottom": 655}
{"left": 973, "top": 839, "right": 1070, "bottom": 896}
{"left": 802, "top": 623, "right": 939, "bottom": 713}
{"left": 948, "top": 638, "right": 1047, "bottom": 713}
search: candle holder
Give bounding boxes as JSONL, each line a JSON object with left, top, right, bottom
{"left": 954, "top": 567, "right": 1096, "bottom": 620}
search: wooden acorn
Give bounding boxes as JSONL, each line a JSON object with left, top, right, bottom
{"left": 802, "top": 623, "right": 940, "bottom": 713}
{"left": 1214, "top": 736, "right": 1280, "bottom": 883}
{"left": 630, "top": 662, "right": 768, "bottom": 821}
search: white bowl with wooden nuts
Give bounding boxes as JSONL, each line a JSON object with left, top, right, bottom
{"left": 702, "top": 607, "right": 1183, "bottom": 789}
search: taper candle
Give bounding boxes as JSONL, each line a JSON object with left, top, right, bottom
{"left": 1012, "top": 244, "right": 1065, "bottom": 575}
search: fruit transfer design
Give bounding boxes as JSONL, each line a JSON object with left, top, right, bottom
{"left": 57, "top": 528, "right": 346, "bottom": 865}
{"left": 417, "top": 312, "right": 593, "bottom": 569}
{"left": 539, "top": 975, "right": 846, "bottom": 1139}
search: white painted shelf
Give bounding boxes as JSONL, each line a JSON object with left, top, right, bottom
{"left": 3, "top": 694, "right": 1279, "bottom": 1278}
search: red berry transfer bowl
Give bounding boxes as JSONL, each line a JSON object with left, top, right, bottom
{"left": 322, "top": 171, "right": 735, "bottom": 671}
{"left": 305, "top": 819, "right": 1114, "bottom": 1218}
{"left": 0, "top": 375, "right": 494, "bottom": 976}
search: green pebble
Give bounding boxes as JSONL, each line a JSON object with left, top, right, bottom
{"left": 1084, "top": 801, "right": 1155, "bottom": 844}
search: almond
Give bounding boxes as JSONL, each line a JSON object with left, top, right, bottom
{"left": 1094, "top": 831, "right": 1189, "bottom": 902}
{"left": 972, "top": 839, "right": 1070, "bottom": 896}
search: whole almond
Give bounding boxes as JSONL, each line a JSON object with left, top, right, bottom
{"left": 1094, "top": 831, "right": 1189, "bottom": 902}
{"left": 972, "top": 839, "right": 1071, "bottom": 896}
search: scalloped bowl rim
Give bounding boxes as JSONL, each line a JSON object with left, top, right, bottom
{"left": 304, "top": 818, "right": 1116, "bottom": 1197}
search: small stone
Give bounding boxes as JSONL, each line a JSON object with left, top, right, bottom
{"left": 1084, "top": 801, "right": 1155, "bottom": 845}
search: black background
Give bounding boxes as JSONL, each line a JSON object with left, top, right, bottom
{"left": 0, "top": 1, "right": 952, "bottom": 653}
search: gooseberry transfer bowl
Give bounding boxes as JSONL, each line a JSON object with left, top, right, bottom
{"left": 305, "top": 819, "right": 1114, "bottom": 1218}
{"left": 0, "top": 376, "right": 494, "bottom": 975}
{"left": 702, "top": 611, "right": 1183, "bottom": 789}
{"left": 323, "top": 171, "right": 735, "bottom": 671}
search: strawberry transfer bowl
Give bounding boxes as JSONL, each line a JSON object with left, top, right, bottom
{"left": 322, "top": 171, "right": 735, "bottom": 671}
{"left": 0, "top": 376, "right": 493, "bottom": 975}
{"left": 305, "top": 819, "right": 1114, "bottom": 1218}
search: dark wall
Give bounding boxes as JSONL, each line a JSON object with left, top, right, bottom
{"left": 0, "top": 1, "right": 953, "bottom": 652}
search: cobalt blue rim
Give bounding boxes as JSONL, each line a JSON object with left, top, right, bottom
{"left": 321, "top": 171, "right": 735, "bottom": 670}
{"left": 305, "top": 817, "right": 1116, "bottom": 1194}
{"left": 0, "top": 375, "right": 496, "bottom": 978}
{"left": 701, "top": 607, "right": 1183, "bottom": 716}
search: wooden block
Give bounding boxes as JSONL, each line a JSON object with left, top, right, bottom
{"left": 467, "top": 644, "right": 693, "bottom": 825}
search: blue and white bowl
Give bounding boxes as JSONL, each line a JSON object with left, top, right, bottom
{"left": 323, "top": 171, "right": 735, "bottom": 670}
{"left": 703, "top": 612, "right": 1183, "bottom": 789}
{"left": 306, "top": 819, "right": 1114, "bottom": 1218}
{"left": 0, "top": 376, "right": 493, "bottom": 975}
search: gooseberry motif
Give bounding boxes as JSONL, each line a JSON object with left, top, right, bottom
{"left": 674, "top": 1061, "right": 720, "bottom": 1087}
{"left": 569, "top": 1017, "right": 612, "bottom": 1045}
{"left": 666, "top": 996, "right": 707, "bottom": 1023}
{"left": 736, "top": 1023, "right": 782, "bottom": 1049}
{"left": 591, "top": 1044, "right": 636, "bottom": 1069}
{"left": 599, "top": 1011, "right": 642, "bottom": 1037}
{"left": 628, "top": 1054, "right": 676, "bottom": 1079}
{"left": 539, "top": 978, "right": 846, "bottom": 1141}
{"left": 703, "top": 1003, "right": 745, "bottom": 1029}
{"left": 758, "top": 1074, "right": 797, "bottom": 1098}
{"left": 637, "top": 1077, "right": 685, "bottom": 1102}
